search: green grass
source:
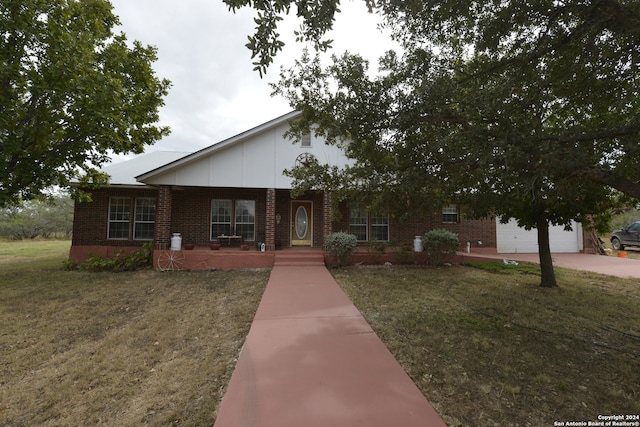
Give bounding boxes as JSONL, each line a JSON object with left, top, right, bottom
{"left": 332, "top": 265, "right": 640, "bottom": 427}
{"left": 465, "top": 260, "right": 542, "bottom": 275}
{"left": 0, "top": 238, "right": 70, "bottom": 261}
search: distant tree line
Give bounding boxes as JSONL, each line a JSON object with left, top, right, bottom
{"left": 0, "top": 194, "right": 73, "bottom": 240}
{"left": 610, "top": 208, "right": 640, "bottom": 232}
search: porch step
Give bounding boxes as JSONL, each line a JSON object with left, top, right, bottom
{"left": 274, "top": 251, "right": 326, "bottom": 266}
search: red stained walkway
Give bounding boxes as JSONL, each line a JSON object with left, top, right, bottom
{"left": 213, "top": 252, "right": 446, "bottom": 427}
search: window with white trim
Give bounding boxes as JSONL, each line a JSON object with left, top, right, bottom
{"left": 371, "top": 214, "right": 390, "bottom": 241}
{"left": 211, "top": 200, "right": 232, "bottom": 238}
{"left": 349, "top": 205, "right": 390, "bottom": 242}
{"left": 235, "top": 200, "right": 256, "bottom": 241}
{"left": 349, "top": 204, "right": 368, "bottom": 241}
{"left": 134, "top": 198, "right": 156, "bottom": 240}
{"left": 108, "top": 197, "right": 130, "bottom": 239}
{"left": 442, "top": 204, "right": 459, "bottom": 223}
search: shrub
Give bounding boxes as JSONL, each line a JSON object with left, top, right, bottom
{"left": 324, "top": 232, "right": 358, "bottom": 267}
{"left": 67, "top": 242, "right": 154, "bottom": 272}
{"left": 423, "top": 229, "right": 459, "bottom": 266}
{"left": 393, "top": 243, "right": 416, "bottom": 264}
{"left": 367, "top": 240, "right": 386, "bottom": 264}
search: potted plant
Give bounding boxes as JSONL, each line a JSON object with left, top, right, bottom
{"left": 183, "top": 242, "right": 195, "bottom": 250}
{"left": 210, "top": 242, "right": 221, "bottom": 250}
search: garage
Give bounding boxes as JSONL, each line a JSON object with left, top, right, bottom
{"left": 496, "top": 218, "right": 583, "bottom": 253}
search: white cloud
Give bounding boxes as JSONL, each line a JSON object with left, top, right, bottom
{"left": 109, "top": 0, "right": 397, "bottom": 159}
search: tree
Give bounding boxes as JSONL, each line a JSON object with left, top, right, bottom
{"left": 227, "top": 0, "right": 640, "bottom": 287}
{"left": 0, "top": 193, "right": 74, "bottom": 239}
{"left": 0, "top": 0, "right": 171, "bottom": 207}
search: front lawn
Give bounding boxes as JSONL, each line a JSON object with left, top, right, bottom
{"left": 333, "top": 264, "right": 640, "bottom": 426}
{"left": 2, "top": 240, "right": 638, "bottom": 426}
{"left": 0, "top": 240, "right": 268, "bottom": 426}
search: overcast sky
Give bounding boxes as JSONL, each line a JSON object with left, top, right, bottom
{"left": 109, "top": 0, "right": 397, "bottom": 160}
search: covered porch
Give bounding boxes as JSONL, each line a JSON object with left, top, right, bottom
{"left": 152, "top": 186, "right": 333, "bottom": 256}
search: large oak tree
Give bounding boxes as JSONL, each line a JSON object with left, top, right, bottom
{"left": 227, "top": 0, "right": 640, "bottom": 287}
{"left": 1, "top": 0, "right": 170, "bottom": 206}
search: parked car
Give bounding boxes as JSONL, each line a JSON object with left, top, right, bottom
{"left": 610, "top": 221, "right": 640, "bottom": 250}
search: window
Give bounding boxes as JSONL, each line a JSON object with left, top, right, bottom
{"left": 211, "top": 200, "right": 232, "bottom": 238}
{"left": 301, "top": 132, "right": 311, "bottom": 147}
{"left": 349, "top": 204, "right": 368, "bottom": 241}
{"left": 235, "top": 200, "right": 256, "bottom": 241}
{"left": 210, "top": 199, "right": 256, "bottom": 241}
{"left": 134, "top": 198, "right": 156, "bottom": 240}
{"left": 371, "top": 214, "right": 389, "bottom": 241}
{"left": 108, "top": 197, "right": 156, "bottom": 240}
{"left": 108, "top": 197, "right": 131, "bottom": 239}
{"left": 442, "top": 204, "right": 459, "bottom": 223}
{"left": 349, "top": 204, "right": 389, "bottom": 242}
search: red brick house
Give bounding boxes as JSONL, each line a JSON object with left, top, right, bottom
{"left": 70, "top": 111, "right": 589, "bottom": 269}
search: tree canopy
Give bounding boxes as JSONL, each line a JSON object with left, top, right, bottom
{"left": 0, "top": 193, "right": 73, "bottom": 239}
{"left": 0, "top": 0, "right": 171, "bottom": 206}
{"left": 229, "top": 0, "right": 640, "bottom": 287}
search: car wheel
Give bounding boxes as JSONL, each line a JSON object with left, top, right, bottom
{"left": 611, "top": 238, "right": 624, "bottom": 251}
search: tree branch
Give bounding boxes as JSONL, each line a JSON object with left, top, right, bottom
{"left": 535, "top": 125, "right": 640, "bottom": 144}
{"left": 583, "top": 168, "right": 640, "bottom": 200}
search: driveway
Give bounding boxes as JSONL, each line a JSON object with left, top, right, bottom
{"left": 459, "top": 250, "right": 640, "bottom": 279}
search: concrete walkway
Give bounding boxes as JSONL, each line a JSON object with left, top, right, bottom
{"left": 458, "top": 249, "right": 640, "bottom": 279}
{"left": 214, "top": 257, "right": 446, "bottom": 426}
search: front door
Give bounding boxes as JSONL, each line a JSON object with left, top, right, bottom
{"left": 291, "top": 201, "right": 312, "bottom": 246}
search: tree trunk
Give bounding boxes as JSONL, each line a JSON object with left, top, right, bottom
{"left": 536, "top": 216, "right": 558, "bottom": 288}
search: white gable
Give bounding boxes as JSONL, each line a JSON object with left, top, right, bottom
{"left": 137, "top": 111, "right": 350, "bottom": 189}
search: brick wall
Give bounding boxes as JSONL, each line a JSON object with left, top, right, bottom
{"left": 171, "top": 187, "right": 267, "bottom": 246}
{"left": 310, "top": 192, "right": 326, "bottom": 248}
{"left": 274, "top": 189, "right": 291, "bottom": 248}
{"left": 72, "top": 187, "right": 158, "bottom": 247}
{"left": 72, "top": 187, "right": 496, "bottom": 251}
{"left": 265, "top": 188, "right": 276, "bottom": 250}
{"left": 331, "top": 202, "right": 496, "bottom": 249}
{"left": 156, "top": 186, "right": 172, "bottom": 248}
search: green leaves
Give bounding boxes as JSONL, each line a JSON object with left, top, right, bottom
{"left": 0, "top": 0, "right": 170, "bottom": 206}
{"left": 234, "top": 0, "right": 640, "bottom": 286}
{"left": 323, "top": 232, "right": 357, "bottom": 267}
{"left": 223, "top": 0, "right": 342, "bottom": 76}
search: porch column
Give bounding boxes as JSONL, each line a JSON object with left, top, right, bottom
{"left": 265, "top": 188, "right": 276, "bottom": 251}
{"left": 322, "top": 191, "right": 333, "bottom": 245}
{"left": 155, "top": 185, "right": 172, "bottom": 249}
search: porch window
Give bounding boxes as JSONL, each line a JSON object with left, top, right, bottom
{"left": 442, "top": 204, "right": 459, "bottom": 223}
{"left": 371, "top": 214, "right": 390, "bottom": 241}
{"left": 349, "top": 204, "right": 368, "bottom": 241}
{"left": 235, "top": 200, "right": 256, "bottom": 241}
{"left": 134, "top": 198, "right": 156, "bottom": 240}
{"left": 211, "top": 200, "right": 232, "bottom": 237}
{"left": 108, "top": 197, "right": 130, "bottom": 239}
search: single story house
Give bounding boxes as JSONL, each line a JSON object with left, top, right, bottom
{"left": 70, "top": 111, "right": 594, "bottom": 269}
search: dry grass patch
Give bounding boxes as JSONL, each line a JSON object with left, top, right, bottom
{"left": 0, "top": 240, "right": 268, "bottom": 426}
{"left": 332, "top": 264, "right": 640, "bottom": 427}
{"left": 601, "top": 236, "right": 640, "bottom": 260}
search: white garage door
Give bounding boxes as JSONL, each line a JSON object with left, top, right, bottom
{"left": 496, "top": 218, "right": 583, "bottom": 253}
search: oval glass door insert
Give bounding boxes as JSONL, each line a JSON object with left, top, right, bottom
{"left": 295, "top": 206, "right": 308, "bottom": 239}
